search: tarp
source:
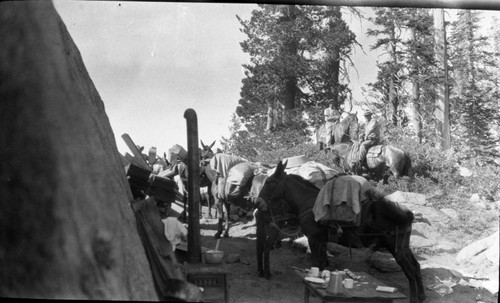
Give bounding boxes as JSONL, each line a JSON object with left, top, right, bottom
{"left": 313, "top": 175, "right": 372, "bottom": 225}
{"left": 267, "top": 161, "right": 342, "bottom": 189}
{"left": 167, "top": 144, "right": 187, "bottom": 163}
{"left": 227, "top": 162, "right": 258, "bottom": 186}
{"left": 209, "top": 153, "right": 246, "bottom": 178}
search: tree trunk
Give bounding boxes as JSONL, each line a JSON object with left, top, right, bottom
{"left": 409, "top": 28, "right": 422, "bottom": 143}
{"left": 389, "top": 10, "right": 399, "bottom": 126}
{"left": 433, "top": 9, "right": 451, "bottom": 150}
{"left": 328, "top": 7, "right": 342, "bottom": 109}
{"left": 265, "top": 101, "right": 274, "bottom": 132}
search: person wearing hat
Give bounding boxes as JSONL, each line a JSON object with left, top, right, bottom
{"left": 324, "top": 100, "right": 341, "bottom": 145}
{"left": 359, "top": 110, "right": 381, "bottom": 172}
{"left": 362, "top": 111, "right": 380, "bottom": 144}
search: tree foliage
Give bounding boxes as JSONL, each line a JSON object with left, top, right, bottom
{"left": 448, "top": 10, "right": 500, "bottom": 157}
{"left": 226, "top": 5, "right": 358, "bottom": 155}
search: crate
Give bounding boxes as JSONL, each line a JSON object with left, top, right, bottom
{"left": 184, "top": 264, "right": 229, "bottom": 303}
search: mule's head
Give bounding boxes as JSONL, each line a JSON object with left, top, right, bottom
{"left": 200, "top": 140, "right": 216, "bottom": 160}
{"left": 255, "top": 161, "right": 288, "bottom": 211}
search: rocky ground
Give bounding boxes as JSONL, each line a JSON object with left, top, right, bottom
{"left": 176, "top": 199, "right": 498, "bottom": 303}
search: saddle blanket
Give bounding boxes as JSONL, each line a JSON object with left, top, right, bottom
{"left": 313, "top": 175, "right": 372, "bottom": 225}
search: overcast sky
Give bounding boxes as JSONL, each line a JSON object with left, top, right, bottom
{"left": 52, "top": 1, "right": 497, "bottom": 157}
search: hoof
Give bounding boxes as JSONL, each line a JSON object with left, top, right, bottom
{"left": 223, "top": 232, "right": 229, "bottom": 238}
{"left": 214, "top": 233, "right": 221, "bottom": 239}
{"left": 258, "top": 271, "right": 265, "bottom": 278}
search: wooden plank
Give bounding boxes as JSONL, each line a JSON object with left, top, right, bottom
{"left": 125, "top": 153, "right": 144, "bottom": 168}
{"left": 121, "top": 133, "right": 150, "bottom": 170}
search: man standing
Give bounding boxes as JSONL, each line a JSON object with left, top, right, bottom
{"left": 324, "top": 101, "right": 341, "bottom": 145}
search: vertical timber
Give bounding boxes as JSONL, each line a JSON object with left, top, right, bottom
{"left": 184, "top": 109, "right": 202, "bottom": 263}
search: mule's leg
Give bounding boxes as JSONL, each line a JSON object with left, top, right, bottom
{"left": 214, "top": 199, "right": 224, "bottom": 239}
{"left": 386, "top": 232, "right": 422, "bottom": 303}
{"left": 408, "top": 249, "right": 425, "bottom": 302}
{"left": 222, "top": 202, "right": 230, "bottom": 237}
{"left": 393, "top": 250, "right": 422, "bottom": 303}
{"left": 255, "top": 211, "right": 265, "bottom": 277}
{"left": 207, "top": 187, "right": 215, "bottom": 219}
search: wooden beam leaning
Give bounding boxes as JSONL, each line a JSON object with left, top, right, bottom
{"left": 121, "top": 133, "right": 151, "bottom": 171}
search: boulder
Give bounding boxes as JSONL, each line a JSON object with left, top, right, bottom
{"left": 457, "top": 230, "right": 499, "bottom": 265}
{"left": 384, "top": 191, "right": 427, "bottom": 206}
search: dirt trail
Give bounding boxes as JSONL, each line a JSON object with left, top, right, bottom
{"left": 177, "top": 211, "right": 497, "bottom": 303}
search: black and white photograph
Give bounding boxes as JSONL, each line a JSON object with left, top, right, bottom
{"left": 1, "top": 0, "right": 499, "bottom": 302}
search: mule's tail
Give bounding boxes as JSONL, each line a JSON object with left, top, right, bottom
{"left": 402, "top": 152, "right": 413, "bottom": 177}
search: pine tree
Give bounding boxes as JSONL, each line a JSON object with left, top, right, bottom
{"left": 366, "top": 8, "right": 406, "bottom": 126}
{"left": 234, "top": 5, "right": 357, "bottom": 152}
{"left": 449, "top": 10, "right": 500, "bottom": 157}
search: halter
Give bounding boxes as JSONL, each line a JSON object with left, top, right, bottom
{"left": 261, "top": 176, "right": 305, "bottom": 239}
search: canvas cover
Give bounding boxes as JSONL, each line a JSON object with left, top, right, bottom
{"left": 267, "top": 161, "right": 341, "bottom": 189}
{"left": 167, "top": 144, "right": 187, "bottom": 163}
{"left": 226, "top": 162, "right": 258, "bottom": 186}
{"left": 209, "top": 153, "right": 246, "bottom": 178}
{"left": 313, "top": 175, "right": 373, "bottom": 225}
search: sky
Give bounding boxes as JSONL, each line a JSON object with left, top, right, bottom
{"left": 52, "top": 1, "right": 498, "bottom": 158}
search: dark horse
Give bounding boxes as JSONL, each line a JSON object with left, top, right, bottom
{"left": 316, "top": 112, "right": 359, "bottom": 150}
{"left": 256, "top": 161, "right": 425, "bottom": 303}
{"left": 331, "top": 142, "right": 413, "bottom": 179}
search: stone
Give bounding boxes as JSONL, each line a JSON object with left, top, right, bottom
{"left": 384, "top": 191, "right": 427, "bottom": 206}
{"left": 470, "top": 193, "right": 481, "bottom": 203}
{"left": 410, "top": 235, "right": 437, "bottom": 249}
{"left": 458, "top": 166, "right": 473, "bottom": 177}
{"left": 226, "top": 253, "right": 241, "bottom": 264}
{"left": 369, "top": 252, "right": 401, "bottom": 272}
{"left": 440, "top": 208, "right": 460, "bottom": 221}
{"left": 456, "top": 230, "right": 499, "bottom": 263}
{"left": 434, "top": 241, "right": 460, "bottom": 254}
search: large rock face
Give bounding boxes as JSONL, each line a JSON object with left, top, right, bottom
{"left": 0, "top": 1, "right": 157, "bottom": 300}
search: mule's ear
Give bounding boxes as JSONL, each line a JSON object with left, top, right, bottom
{"left": 200, "top": 140, "right": 206, "bottom": 149}
{"left": 209, "top": 140, "right": 216, "bottom": 149}
{"left": 275, "top": 160, "right": 287, "bottom": 176}
{"left": 276, "top": 161, "right": 284, "bottom": 174}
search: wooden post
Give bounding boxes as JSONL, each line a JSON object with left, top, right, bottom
{"left": 184, "top": 109, "right": 201, "bottom": 263}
